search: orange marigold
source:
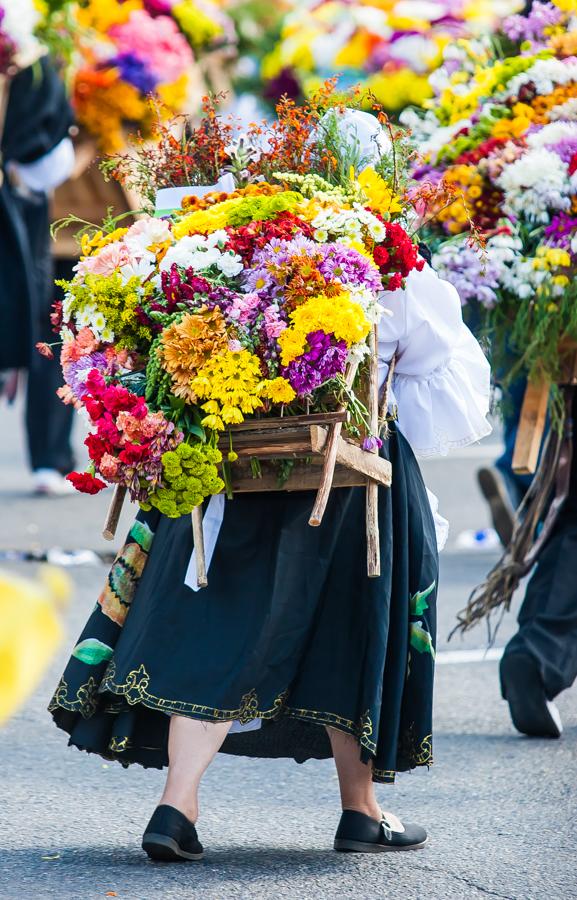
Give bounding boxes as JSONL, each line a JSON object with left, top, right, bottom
{"left": 160, "top": 309, "right": 228, "bottom": 402}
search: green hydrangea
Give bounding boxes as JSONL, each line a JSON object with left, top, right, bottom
{"left": 141, "top": 443, "right": 225, "bottom": 518}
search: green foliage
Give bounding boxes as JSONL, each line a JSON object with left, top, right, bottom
{"left": 140, "top": 443, "right": 224, "bottom": 517}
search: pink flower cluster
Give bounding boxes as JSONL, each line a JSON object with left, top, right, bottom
{"left": 109, "top": 9, "right": 194, "bottom": 82}
{"left": 69, "top": 369, "right": 182, "bottom": 499}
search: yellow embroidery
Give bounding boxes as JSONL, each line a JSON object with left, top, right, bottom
{"left": 48, "top": 676, "right": 99, "bottom": 719}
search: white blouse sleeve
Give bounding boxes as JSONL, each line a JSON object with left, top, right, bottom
{"left": 377, "top": 262, "right": 491, "bottom": 458}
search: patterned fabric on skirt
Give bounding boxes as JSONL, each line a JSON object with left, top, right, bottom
{"left": 50, "top": 427, "right": 438, "bottom": 783}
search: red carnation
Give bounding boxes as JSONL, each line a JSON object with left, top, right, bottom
{"left": 85, "top": 397, "right": 105, "bottom": 422}
{"left": 118, "top": 443, "right": 149, "bottom": 464}
{"left": 84, "top": 433, "right": 110, "bottom": 465}
{"left": 66, "top": 471, "right": 107, "bottom": 494}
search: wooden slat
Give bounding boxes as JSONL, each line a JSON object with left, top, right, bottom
{"left": 310, "top": 426, "right": 392, "bottom": 487}
{"left": 512, "top": 380, "right": 550, "bottom": 475}
{"left": 225, "top": 411, "right": 347, "bottom": 433}
{"left": 228, "top": 460, "right": 366, "bottom": 492}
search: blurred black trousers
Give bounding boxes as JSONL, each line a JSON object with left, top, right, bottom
{"left": 504, "top": 390, "right": 577, "bottom": 699}
{"left": 25, "top": 257, "right": 75, "bottom": 473}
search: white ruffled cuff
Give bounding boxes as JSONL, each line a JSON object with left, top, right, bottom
{"left": 393, "top": 330, "right": 491, "bottom": 458}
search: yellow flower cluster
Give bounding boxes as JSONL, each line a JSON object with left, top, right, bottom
{"left": 277, "top": 292, "right": 371, "bottom": 366}
{"left": 173, "top": 191, "right": 303, "bottom": 239}
{"left": 436, "top": 165, "right": 483, "bottom": 234}
{"left": 191, "top": 351, "right": 298, "bottom": 431}
{"left": 192, "top": 349, "right": 268, "bottom": 430}
{"left": 80, "top": 228, "right": 130, "bottom": 258}
{"left": 355, "top": 167, "right": 403, "bottom": 215}
{"left": 533, "top": 246, "right": 571, "bottom": 272}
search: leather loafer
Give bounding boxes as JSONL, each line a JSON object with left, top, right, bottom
{"left": 142, "top": 804, "right": 204, "bottom": 861}
{"left": 334, "top": 809, "right": 427, "bottom": 852}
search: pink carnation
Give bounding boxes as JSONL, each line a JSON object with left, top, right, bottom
{"left": 99, "top": 453, "right": 120, "bottom": 478}
{"left": 264, "top": 307, "right": 286, "bottom": 339}
{"left": 61, "top": 327, "right": 99, "bottom": 364}
{"left": 76, "top": 242, "right": 135, "bottom": 278}
{"left": 109, "top": 10, "right": 194, "bottom": 83}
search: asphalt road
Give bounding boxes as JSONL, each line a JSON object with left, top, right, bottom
{"left": 1, "top": 400, "right": 576, "bottom": 900}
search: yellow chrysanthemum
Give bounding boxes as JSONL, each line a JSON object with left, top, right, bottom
{"left": 356, "top": 167, "right": 403, "bottom": 215}
{"left": 262, "top": 377, "right": 297, "bottom": 405}
{"left": 192, "top": 349, "right": 267, "bottom": 431}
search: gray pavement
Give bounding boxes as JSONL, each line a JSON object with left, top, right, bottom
{"left": 1, "top": 399, "right": 576, "bottom": 899}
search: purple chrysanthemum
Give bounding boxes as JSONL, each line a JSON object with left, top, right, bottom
{"left": 64, "top": 352, "right": 109, "bottom": 399}
{"left": 109, "top": 52, "right": 158, "bottom": 95}
{"left": 284, "top": 331, "right": 348, "bottom": 396}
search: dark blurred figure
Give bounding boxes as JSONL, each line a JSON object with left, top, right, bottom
{"left": 0, "top": 55, "right": 76, "bottom": 493}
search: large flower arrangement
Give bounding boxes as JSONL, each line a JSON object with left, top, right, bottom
{"left": 53, "top": 0, "right": 236, "bottom": 152}
{"left": 47, "top": 93, "right": 424, "bottom": 515}
{"left": 407, "top": 0, "right": 577, "bottom": 387}
{"left": 259, "top": 0, "right": 522, "bottom": 114}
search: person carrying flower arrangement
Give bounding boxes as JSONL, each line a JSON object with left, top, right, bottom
{"left": 48, "top": 100, "right": 491, "bottom": 859}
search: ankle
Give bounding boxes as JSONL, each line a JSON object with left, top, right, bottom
{"left": 159, "top": 793, "right": 198, "bottom": 824}
{"left": 342, "top": 802, "right": 382, "bottom": 822}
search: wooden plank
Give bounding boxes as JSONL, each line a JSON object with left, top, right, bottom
{"left": 227, "top": 460, "right": 366, "bottom": 492}
{"left": 512, "top": 380, "right": 550, "bottom": 475}
{"left": 310, "top": 426, "right": 392, "bottom": 487}
{"left": 366, "top": 325, "right": 381, "bottom": 577}
{"left": 225, "top": 411, "right": 347, "bottom": 433}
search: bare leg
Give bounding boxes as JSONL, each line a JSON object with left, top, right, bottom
{"left": 159, "top": 715, "right": 233, "bottom": 822}
{"left": 326, "top": 726, "right": 382, "bottom": 821}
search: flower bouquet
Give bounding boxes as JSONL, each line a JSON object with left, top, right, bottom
{"left": 51, "top": 0, "right": 236, "bottom": 153}
{"left": 407, "top": 0, "right": 577, "bottom": 405}
{"left": 50, "top": 91, "right": 424, "bottom": 580}
{"left": 259, "top": 0, "right": 522, "bottom": 115}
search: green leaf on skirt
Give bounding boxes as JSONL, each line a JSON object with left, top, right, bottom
{"left": 410, "top": 581, "right": 436, "bottom": 616}
{"left": 72, "top": 638, "right": 113, "bottom": 666}
{"left": 410, "top": 622, "right": 436, "bottom": 659}
{"left": 129, "top": 519, "right": 154, "bottom": 553}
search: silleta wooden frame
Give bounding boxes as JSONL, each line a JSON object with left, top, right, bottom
{"left": 103, "top": 326, "right": 392, "bottom": 587}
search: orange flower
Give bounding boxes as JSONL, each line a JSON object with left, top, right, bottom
{"left": 160, "top": 309, "right": 228, "bottom": 402}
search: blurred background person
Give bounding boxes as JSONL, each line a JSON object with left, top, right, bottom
{"left": 0, "top": 53, "right": 76, "bottom": 495}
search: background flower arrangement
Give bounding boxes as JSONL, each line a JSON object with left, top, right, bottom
{"left": 0, "top": 0, "right": 46, "bottom": 74}
{"left": 258, "top": 0, "right": 523, "bottom": 115}
{"left": 50, "top": 91, "right": 424, "bottom": 517}
{"left": 48, "top": 0, "right": 237, "bottom": 152}
{"left": 407, "top": 0, "right": 577, "bottom": 389}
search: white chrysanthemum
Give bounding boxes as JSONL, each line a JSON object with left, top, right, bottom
{"left": 550, "top": 98, "right": 577, "bottom": 122}
{"left": 504, "top": 59, "right": 577, "bottom": 101}
{"left": 216, "top": 252, "right": 244, "bottom": 277}
{"left": 497, "top": 148, "right": 570, "bottom": 221}
{"left": 527, "top": 121, "right": 577, "bottom": 149}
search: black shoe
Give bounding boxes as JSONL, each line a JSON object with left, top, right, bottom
{"left": 142, "top": 805, "right": 204, "bottom": 861}
{"left": 500, "top": 652, "right": 562, "bottom": 739}
{"left": 334, "top": 809, "right": 427, "bottom": 853}
{"left": 477, "top": 467, "right": 515, "bottom": 547}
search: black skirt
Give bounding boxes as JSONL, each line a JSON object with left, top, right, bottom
{"left": 50, "top": 427, "right": 438, "bottom": 783}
